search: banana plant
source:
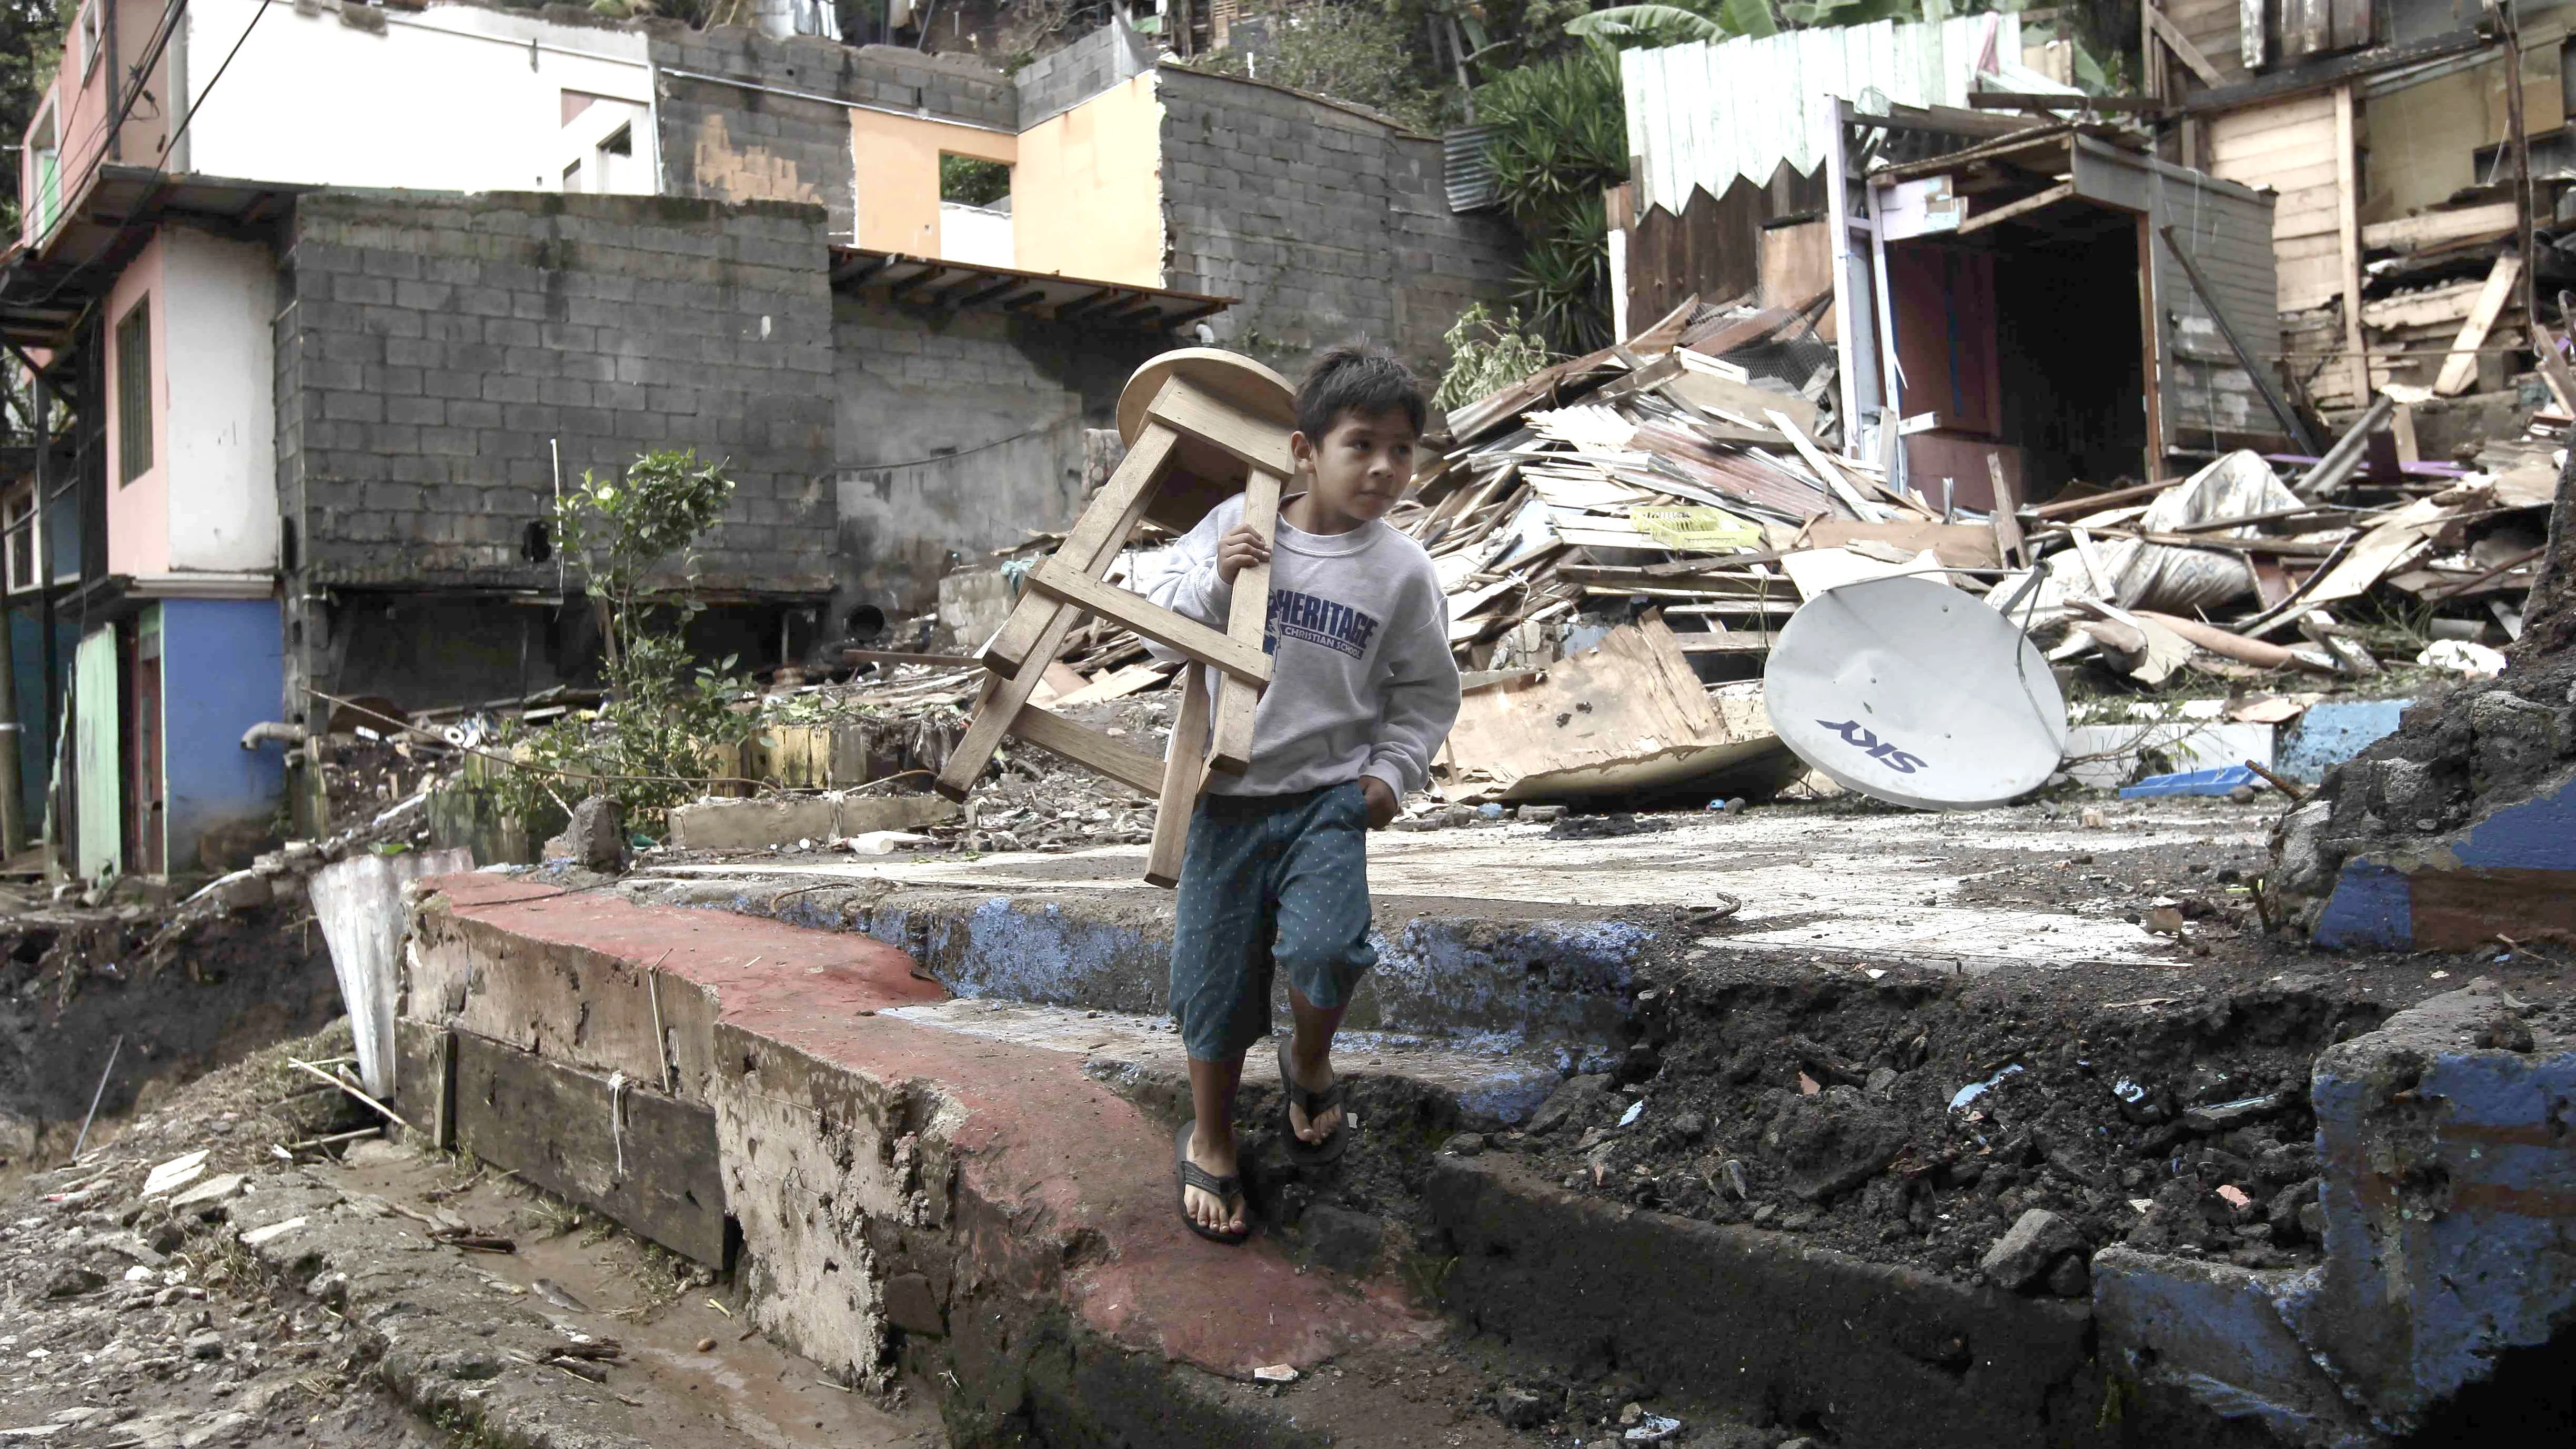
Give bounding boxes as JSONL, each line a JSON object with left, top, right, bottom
{"left": 1565, "top": 0, "right": 1777, "bottom": 48}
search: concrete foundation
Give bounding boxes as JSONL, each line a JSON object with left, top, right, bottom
{"left": 2094, "top": 979, "right": 2576, "bottom": 1445}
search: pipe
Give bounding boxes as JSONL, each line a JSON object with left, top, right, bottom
{"left": 240, "top": 721, "right": 302, "bottom": 751}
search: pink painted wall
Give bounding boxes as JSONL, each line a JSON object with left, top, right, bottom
{"left": 19, "top": 0, "right": 177, "bottom": 249}
{"left": 104, "top": 235, "right": 169, "bottom": 577}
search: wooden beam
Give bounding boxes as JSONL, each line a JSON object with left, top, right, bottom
{"left": 1208, "top": 467, "right": 1281, "bottom": 777}
{"left": 2530, "top": 320, "right": 2576, "bottom": 417}
{"left": 1986, "top": 455, "right": 2027, "bottom": 569}
{"left": 2361, "top": 201, "right": 2518, "bottom": 254}
{"left": 1025, "top": 558, "right": 1273, "bottom": 687}
{"left": 980, "top": 420, "right": 1180, "bottom": 676}
{"left": 452, "top": 1030, "right": 726, "bottom": 1266}
{"left": 1006, "top": 702, "right": 1167, "bottom": 797}
{"left": 1967, "top": 92, "right": 2164, "bottom": 113}
{"left": 1955, "top": 182, "right": 2077, "bottom": 236}
{"left": 1144, "top": 663, "right": 1212, "bottom": 890}
{"left": 2146, "top": 2, "right": 2226, "bottom": 87}
{"left": 844, "top": 649, "right": 980, "bottom": 668}
{"left": 2433, "top": 252, "right": 2521, "bottom": 396}
{"left": 2179, "top": 29, "right": 2491, "bottom": 117}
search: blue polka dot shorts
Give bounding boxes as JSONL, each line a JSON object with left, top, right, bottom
{"left": 1170, "top": 779, "right": 1377, "bottom": 1064}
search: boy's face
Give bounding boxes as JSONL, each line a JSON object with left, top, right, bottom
{"left": 1293, "top": 406, "right": 1417, "bottom": 522}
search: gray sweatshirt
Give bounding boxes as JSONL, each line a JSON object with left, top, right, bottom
{"left": 1142, "top": 494, "right": 1461, "bottom": 798}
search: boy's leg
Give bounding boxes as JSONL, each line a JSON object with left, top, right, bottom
{"left": 1184, "top": 1053, "right": 1246, "bottom": 1234}
{"left": 1285, "top": 986, "right": 1350, "bottom": 1145}
{"left": 1171, "top": 801, "right": 1279, "bottom": 1236}
{"left": 1273, "top": 782, "right": 1377, "bottom": 1146}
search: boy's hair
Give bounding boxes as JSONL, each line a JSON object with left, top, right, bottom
{"left": 1295, "top": 340, "right": 1426, "bottom": 441}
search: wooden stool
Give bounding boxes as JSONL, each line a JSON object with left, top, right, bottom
{"left": 934, "top": 350, "right": 1297, "bottom": 887}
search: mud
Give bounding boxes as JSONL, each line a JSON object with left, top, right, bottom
{"left": 0, "top": 899, "right": 343, "bottom": 1190}
{"left": 3, "top": 1019, "right": 945, "bottom": 1449}
{"left": 1485, "top": 943, "right": 2573, "bottom": 1289}
{"left": 2271, "top": 651, "right": 2576, "bottom": 911}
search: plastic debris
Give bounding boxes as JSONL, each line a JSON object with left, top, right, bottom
{"left": 1252, "top": 1364, "right": 1298, "bottom": 1383}
{"left": 2119, "top": 763, "right": 2260, "bottom": 799}
{"left": 2417, "top": 639, "right": 2508, "bottom": 676}
{"left": 1949, "top": 1063, "right": 2024, "bottom": 1112}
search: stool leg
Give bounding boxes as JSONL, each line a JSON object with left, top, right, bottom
{"left": 1207, "top": 466, "right": 1281, "bottom": 776}
{"left": 980, "top": 422, "right": 1180, "bottom": 678}
{"left": 1145, "top": 663, "right": 1213, "bottom": 889}
{"left": 935, "top": 470, "right": 1163, "bottom": 802}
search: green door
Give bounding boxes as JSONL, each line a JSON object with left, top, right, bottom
{"left": 74, "top": 627, "right": 120, "bottom": 880}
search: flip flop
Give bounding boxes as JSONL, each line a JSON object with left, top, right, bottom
{"left": 1175, "top": 1119, "right": 1251, "bottom": 1245}
{"left": 1275, "top": 1035, "right": 1350, "bottom": 1166}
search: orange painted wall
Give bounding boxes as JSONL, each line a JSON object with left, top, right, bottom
{"left": 1012, "top": 74, "right": 1164, "bottom": 288}
{"left": 105, "top": 235, "right": 169, "bottom": 577}
{"left": 848, "top": 109, "right": 1016, "bottom": 258}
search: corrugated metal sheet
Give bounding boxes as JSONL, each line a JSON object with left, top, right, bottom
{"left": 1621, "top": 14, "right": 2022, "bottom": 215}
{"left": 1444, "top": 125, "right": 1501, "bottom": 213}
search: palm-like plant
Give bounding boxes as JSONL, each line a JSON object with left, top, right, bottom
{"left": 1475, "top": 47, "right": 1627, "bottom": 353}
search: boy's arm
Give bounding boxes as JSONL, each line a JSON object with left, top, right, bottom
{"left": 1140, "top": 498, "right": 1236, "bottom": 641}
{"left": 1359, "top": 579, "right": 1463, "bottom": 798}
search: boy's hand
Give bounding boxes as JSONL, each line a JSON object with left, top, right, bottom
{"left": 1215, "top": 524, "right": 1271, "bottom": 584}
{"left": 1359, "top": 777, "right": 1398, "bottom": 830}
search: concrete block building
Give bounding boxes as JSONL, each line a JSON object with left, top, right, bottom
{"left": 0, "top": 2, "right": 1513, "bottom": 881}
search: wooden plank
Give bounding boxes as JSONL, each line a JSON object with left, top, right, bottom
{"left": 2528, "top": 321, "right": 2576, "bottom": 418}
{"left": 1005, "top": 703, "right": 1167, "bottom": 797}
{"left": 1986, "top": 455, "right": 2027, "bottom": 569}
{"left": 846, "top": 650, "right": 980, "bottom": 669}
{"left": 2361, "top": 202, "right": 2520, "bottom": 253}
{"left": 1764, "top": 408, "right": 1884, "bottom": 521}
{"left": 2433, "top": 253, "right": 2521, "bottom": 396}
{"left": 981, "top": 422, "right": 1179, "bottom": 676}
{"left": 1025, "top": 558, "right": 1272, "bottom": 687}
{"left": 1144, "top": 376, "right": 1296, "bottom": 479}
{"left": 2148, "top": 1, "right": 2227, "bottom": 86}
{"left": 391, "top": 1018, "right": 457, "bottom": 1153}
{"left": 1956, "top": 183, "right": 2077, "bottom": 236}
{"left": 2363, "top": 279, "right": 2484, "bottom": 330}
{"left": 1209, "top": 467, "right": 1281, "bottom": 777}
{"left": 1144, "top": 663, "right": 1211, "bottom": 889}
{"left": 452, "top": 1029, "right": 726, "bottom": 1266}
{"left": 939, "top": 473, "right": 1163, "bottom": 801}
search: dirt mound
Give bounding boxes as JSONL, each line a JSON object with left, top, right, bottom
{"left": 1482, "top": 965, "right": 2393, "bottom": 1289}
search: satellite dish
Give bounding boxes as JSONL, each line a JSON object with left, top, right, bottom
{"left": 1764, "top": 575, "right": 2068, "bottom": 810}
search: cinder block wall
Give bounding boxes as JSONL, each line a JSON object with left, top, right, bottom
{"left": 1014, "top": 20, "right": 1153, "bottom": 128}
{"left": 1154, "top": 65, "right": 1518, "bottom": 376}
{"left": 277, "top": 189, "right": 836, "bottom": 595}
{"left": 653, "top": 29, "right": 1018, "bottom": 237}
{"left": 831, "top": 295, "right": 1164, "bottom": 623}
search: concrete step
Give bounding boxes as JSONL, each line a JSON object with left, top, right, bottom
{"left": 1427, "top": 1153, "right": 2111, "bottom": 1449}
{"left": 397, "top": 872, "right": 1572, "bottom": 1447}
{"left": 620, "top": 869, "right": 1658, "bottom": 1071}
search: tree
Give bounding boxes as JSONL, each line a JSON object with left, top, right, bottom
{"left": 491, "top": 450, "right": 762, "bottom": 837}
{"left": 1475, "top": 47, "right": 1626, "bottom": 352}
{"left": 0, "top": 0, "right": 62, "bottom": 236}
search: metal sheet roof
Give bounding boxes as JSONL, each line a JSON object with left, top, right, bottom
{"left": 1622, "top": 13, "right": 2022, "bottom": 215}
{"left": 826, "top": 249, "right": 1232, "bottom": 330}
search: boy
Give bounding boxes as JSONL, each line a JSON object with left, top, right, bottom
{"left": 1145, "top": 342, "right": 1461, "bottom": 1243}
